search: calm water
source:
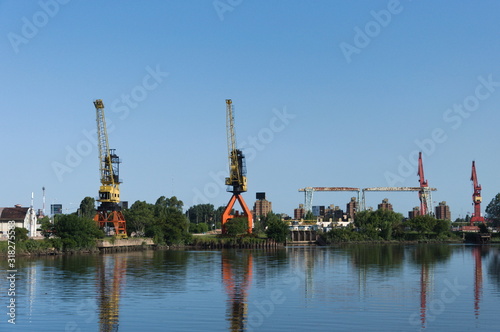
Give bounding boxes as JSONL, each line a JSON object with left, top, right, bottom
{"left": 1, "top": 244, "right": 500, "bottom": 331}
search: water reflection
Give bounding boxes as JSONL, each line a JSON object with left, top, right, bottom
{"left": 487, "top": 246, "right": 500, "bottom": 292}
{"left": 348, "top": 244, "right": 405, "bottom": 272}
{"left": 97, "top": 255, "right": 127, "bottom": 332}
{"left": 473, "top": 246, "right": 483, "bottom": 318}
{"left": 3, "top": 244, "right": 500, "bottom": 331}
{"left": 222, "top": 250, "right": 253, "bottom": 332}
{"left": 409, "top": 245, "right": 452, "bottom": 329}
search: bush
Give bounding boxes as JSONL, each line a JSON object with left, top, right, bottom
{"left": 53, "top": 214, "right": 104, "bottom": 250}
{"left": 225, "top": 218, "right": 249, "bottom": 236}
{"left": 14, "top": 227, "right": 29, "bottom": 242}
{"left": 266, "top": 218, "right": 289, "bottom": 243}
{"left": 189, "top": 222, "right": 209, "bottom": 234}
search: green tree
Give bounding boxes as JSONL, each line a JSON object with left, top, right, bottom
{"left": 407, "top": 215, "right": 437, "bottom": 235}
{"left": 304, "top": 210, "right": 315, "bottom": 221}
{"left": 252, "top": 216, "right": 265, "bottom": 234}
{"left": 155, "top": 196, "right": 183, "bottom": 217}
{"left": 189, "top": 222, "right": 209, "bottom": 233}
{"left": 53, "top": 214, "right": 104, "bottom": 250}
{"left": 123, "top": 200, "right": 155, "bottom": 236}
{"left": 78, "top": 196, "right": 96, "bottom": 219}
{"left": 225, "top": 217, "right": 248, "bottom": 236}
{"left": 162, "top": 207, "right": 191, "bottom": 245}
{"left": 478, "top": 223, "right": 489, "bottom": 233}
{"left": 145, "top": 196, "right": 191, "bottom": 245}
{"left": 186, "top": 204, "right": 215, "bottom": 224}
{"left": 486, "top": 193, "right": 500, "bottom": 226}
{"left": 14, "top": 227, "right": 29, "bottom": 242}
{"left": 433, "top": 219, "right": 451, "bottom": 235}
{"left": 266, "top": 214, "right": 289, "bottom": 243}
{"left": 354, "top": 209, "right": 404, "bottom": 240}
{"left": 40, "top": 217, "right": 54, "bottom": 238}
{"left": 214, "top": 206, "right": 225, "bottom": 229}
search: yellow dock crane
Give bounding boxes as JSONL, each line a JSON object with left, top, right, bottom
{"left": 93, "top": 99, "right": 127, "bottom": 238}
{"left": 222, "top": 99, "right": 253, "bottom": 234}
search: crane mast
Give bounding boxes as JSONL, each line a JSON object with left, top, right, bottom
{"left": 225, "top": 99, "right": 247, "bottom": 193}
{"left": 470, "top": 161, "right": 484, "bottom": 224}
{"left": 222, "top": 99, "right": 252, "bottom": 234}
{"left": 417, "top": 152, "right": 432, "bottom": 216}
{"left": 93, "top": 100, "right": 127, "bottom": 237}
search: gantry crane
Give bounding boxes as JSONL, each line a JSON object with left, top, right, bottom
{"left": 471, "top": 161, "right": 485, "bottom": 225}
{"left": 298, "top": 187, "right": 361, "bottom": 213}
{"left": 361, "top": 187, "right": 437, "bottom": 211}
{"left": 93, "top": 99, "right": 127, "bottom": 238}
{"left": 222, "top": 99, "right": 253, "bottom": 234}
{"left": 417, "top": 152, "right": 433, "bottom": 215}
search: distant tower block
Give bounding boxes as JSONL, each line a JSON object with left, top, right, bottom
{"left": 294, "top": 204, "right": 305, "bottom": 220}
{"left": 346, "top": 197, "right": 357, "bottom": 219}
{"left": 378, "top": 198, "right": 393, "bottom": 211}
{"left": 435, "top": 201, "right": 451, "bottom": 220}
{"left": 253, "top": 193, "right": 272, "bottom": 217}
{"left": 409, "top": 207, "right": 420, "bottom": 219}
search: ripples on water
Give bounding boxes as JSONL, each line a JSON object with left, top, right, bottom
{"left": 1, "top": 244, "right": 499, "bottom": 331}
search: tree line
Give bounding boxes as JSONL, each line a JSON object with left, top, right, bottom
{"left": 17, "top": 192, "right": 500, "bottom": 252}
{"left": 27, "top": 195, "right": 289, "bottom": 252}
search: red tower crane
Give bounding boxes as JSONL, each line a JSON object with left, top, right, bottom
{"left": 471, "top": 161, "right": 485, "bottom": 225}
{"left": 417, "top": 152, "right": 431, "bottom": 216}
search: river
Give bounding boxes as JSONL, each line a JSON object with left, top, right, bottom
{"left": 1, "top": 244, "right": 499, "bottom": 331}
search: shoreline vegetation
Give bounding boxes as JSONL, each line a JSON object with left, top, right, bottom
{"left": 2, "top": 232, "right": 498, "bottom": 257}
{"left": 3, "top": 196, "right": 499, "bottom": 257}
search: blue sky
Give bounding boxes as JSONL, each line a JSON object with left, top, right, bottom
{"left": 1, "top": 0, "right": 499, "bottom": 219}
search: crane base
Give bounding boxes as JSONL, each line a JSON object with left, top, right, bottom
{"left": 222, "top": 193, "right": 253, "bottom": 235}
{"left": 94, "top": 210, "right": 128, "bottom": 238}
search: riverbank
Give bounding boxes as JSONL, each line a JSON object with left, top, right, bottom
{"left": 0, "top": 237, "right": 157, "bottom": 257}
{"left": 0, "top": 235, "right": 283, "bottom": 257}
{"left": 2, "top": 233, "right": 498, "bottom": 257}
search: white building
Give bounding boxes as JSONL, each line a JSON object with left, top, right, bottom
{"left": 0, "top": 205, "right": 38, "bottom": 238}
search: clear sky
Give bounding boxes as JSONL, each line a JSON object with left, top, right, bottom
{"left": 1, "top": 0, "right": 500, "bottom": 219}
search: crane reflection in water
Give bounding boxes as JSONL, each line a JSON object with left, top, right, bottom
{"left": 222, "top": 250, "right": 253, "bottom": 331}
{"left": 97, "top": 254, "right": 127, "bottom": 332}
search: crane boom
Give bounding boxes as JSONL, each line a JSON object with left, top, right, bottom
{"left": 225, "top": 99, "right": 247, "bottom": 193}
{"left": 417, "top": 152, "right": 432, "bottom": 216}
{"left": 94, "top": 100, "right": 121, "bottom": 203}
{"left": 417, "top": 152, "right": 428, "bottom": 188}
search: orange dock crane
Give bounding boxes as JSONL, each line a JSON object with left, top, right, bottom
{"left": 222, "top": 99, "right": 253, "bottom": 234}
{"left": 417, "top": 152, "right": 433, "bottom": 215}
{"left": 93, "top": 99, "right": 127, "bottom": 237}
{"left": 471, "top": 161, "right": 485, "bottom": 225}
